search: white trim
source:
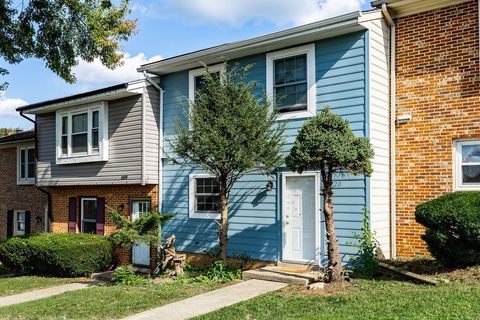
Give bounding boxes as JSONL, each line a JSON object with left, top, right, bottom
{"left": 80, "top": 197, "right": 97, "bottom": 233}
{"left": 189, "top": 173, "right": 221, "bottom": 220}
{"left": 55, "top": 101, "right": 109, "bottom": 164}
{"left": 454, "top": 139, "right": 480, "bottom": 191}
{"left": 281, "top": 172, "right": 321, "bottom": 266}
{"left": 14, "top": 210, "right": 26, "bottom": 236}
{"left": 17, "top": 144, "right": 35, "bottom": 185}
{"left": 266, "top": 44, "right": 316, "bottom": 121}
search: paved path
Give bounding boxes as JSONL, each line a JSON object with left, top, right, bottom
{"left": 0, "top": 280, "right": 104, "bottom": 307}
{"left": 121, "top": 279, "right": 287, "bottom": 320}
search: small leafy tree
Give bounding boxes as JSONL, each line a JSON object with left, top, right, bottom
{"left": 0, "top": 127, "right": 21, "bottom": 137}
{"left": 171, "top": 64, "right": 284, "bottom": 262}
{"left": 109, "top": 208, "right": 173, "bottom": 248}
{"left": 285, "top": 107, "right": 374, "bottom": 282}
{"left": 1, "top": 0, "right": 136, "bottom": 91}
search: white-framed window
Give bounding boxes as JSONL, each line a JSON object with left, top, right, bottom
{"left": 266, "top": 44, "right": 316, "bottom": 121}
{"left": 189, "top": 174, "right": 221, "bottom": 219}
{"left": 81, "top": 198, "right": 97, "bottom": 234}
{"left": 17, "top": 145, "right": 35, "bottom": 185}
{"left": 15, "top": 211, "right": 26, "bottom": 236}
{"left": 56, "top": 102, "right": 108, "bottom": 164}
{"left": 455, "top": 140, "right": 480, "bottom": 190}
{"left": 188, "top": 64, "right": 225, "bottom": 103}
{"left": 131, "top": 199, "right": 151, "bottom": 221}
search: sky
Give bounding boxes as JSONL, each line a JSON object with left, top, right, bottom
{"left": 0, "top": 0, "right": 372, "bottom": 130}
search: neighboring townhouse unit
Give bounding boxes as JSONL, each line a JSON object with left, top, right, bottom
{"left": 0, "top": 130, "right": 48, "bottom": 238}
{"left": 137, "top": 10, "right": 393, "bottom": 265}
{"left": 17, "top": 81, "right": 162, "bottom": 268}
{"left": 372, "top": 0, "right": 480, "bottom": 257}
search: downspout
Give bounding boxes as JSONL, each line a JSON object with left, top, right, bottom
{"left": 142, "top": 71, "right": 164, "bottom": 212}
{"left": 381, "top": 3, "right": 397, "bottom": 259}
{"left": 141, "top": 88, "right": 146, "bottom": 186}
{"left": 19, "top": 111, "right": 52, "bottom": 232}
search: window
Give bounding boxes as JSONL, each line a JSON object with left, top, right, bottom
{"left": 56, "top": 102, "right": 108, "bottom": 164}
{"left": 455, "top": 140, "right": 480, "bottom": 190}
{"left": 189, "top": 174, "right": 221, "bottom": 219}
{"left": 15, "top": 211, "right": 26, "bottom": 236}
{"left": 266, "top": 44, "right": 316, "bottom": 120}
{"left": 81, "top": 198, "right": 97, "bottom": 234}
{"left": 17, "top": 146, "right": 35, "bottom": 185}
{"left": 132, "top": 199, "right": 151, "bottom": 221}
{"left": 188, "top": 65, "right": 224, "bottom": 102}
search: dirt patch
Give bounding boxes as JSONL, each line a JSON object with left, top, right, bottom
{"left": 384, "top": 258, "right": 480, "bottom": 283}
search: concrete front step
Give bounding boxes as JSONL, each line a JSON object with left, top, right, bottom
{"left": 243, "top": 267, "right": 324, "bottom": 286}
{"left": 91, "top": 271, "right": 113, "bottom": 282}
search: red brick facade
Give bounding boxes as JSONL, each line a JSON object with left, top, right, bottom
{"left": 48, "top": 184, "right": 158, "bottom": 267}
{"left": 0, "top": 145, "right": 47, "bottom": 239}
{"left": 395, "top": 0, "right": 480, "bottom": 256}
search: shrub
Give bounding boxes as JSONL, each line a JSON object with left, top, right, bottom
{"left": 0, "top": 233, "right": 113, "bottom": 276}
{"left": 193, "top": 261, "right": 242, "bottom": 284}
{"left": 415, "top": 191, "right": 480, "bottom": 267}
{"left": 112, "top": 265, "right": 149, "bottom": 286}
{"left": 349, "top": 208, "right": 379, "bottom": 279}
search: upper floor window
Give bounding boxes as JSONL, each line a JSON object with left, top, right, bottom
{"left": 56, "top": 102, "right": 108, "bottom": 164}
{"left": 17, "top": 145, "right": 35, "bottom": 185}
{"left": 188, "top": 64, "right": 224, "bottom": 103}
{"left": 455, "top": 140, "right": 480, "bottom": 190}
{"left": 189, "top": 174, "right": 221, "bottom": 219}
{"left": 266, "top": 44, "right": 316, "bottom": 121}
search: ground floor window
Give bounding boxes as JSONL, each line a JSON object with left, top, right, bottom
{"left": 15, "top": 211, "right": 26, "bottom": 236}
{"left": 81, "top": 198, "right": 97, "bottom": 233}
{"left": 455, "top": 140, "right": 480, "bottom": 190}
{"left": 189, "top": 174, "right": 221, "bottom": 219}
{"left": 131, "top": 199, "right": 151, "bottom": 220}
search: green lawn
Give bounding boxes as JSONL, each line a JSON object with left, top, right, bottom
{"left": 0, "top": 276, "right": 80, "bottom": 297}
{"left": 195, "top": 280, "right": 480, "bottom": 320}
{"left": 0, "top": 281, "right": 222, "bottom": 320}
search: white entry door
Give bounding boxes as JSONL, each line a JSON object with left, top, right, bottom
{"left": 132, "top": 200, "right": 151, "bottom": 266}
{"left": 282, "top": 175, "right": 317, "bottom": 262}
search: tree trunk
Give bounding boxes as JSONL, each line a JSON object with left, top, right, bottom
{"left": 218, "top": 177, "right": 229, "bottom": 263}
{"left": 323, "top": 181, "right": 343, "bottom": 282}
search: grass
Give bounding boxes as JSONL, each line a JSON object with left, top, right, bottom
{"left": 0, "top": 276, "right": 80, "bottom": 297}
{"left": 0, "top": 281, "right": 222, "bottom": 319}
{"left": 194, "top": 279, "right": 480, "bottom": 320}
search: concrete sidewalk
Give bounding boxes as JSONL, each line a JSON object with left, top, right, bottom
{"left": 0, "top": 280, "right": 104, "bottom": 307}
{"left": 121, "top": 279, "right": 287, "bottom": 320}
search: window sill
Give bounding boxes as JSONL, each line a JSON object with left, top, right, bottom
{"left": 17, "top": 179, "right": 35, "bottom": 186}
{"left": 189, "top": 212, "right": 221, "bottom": 220}
{"left": 56, "top": 153, "right": 108, "bottom": 165}
{"left": 275, "top": 109, "right": 315, "bottom": 121}
{"left": 455, "top": 185, "right": 480, "bottom": 191}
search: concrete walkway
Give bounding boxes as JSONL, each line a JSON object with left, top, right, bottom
{"left": 0, "top": 280, "right": 104, "bottom": 307}
{"left": 121, "top": 279, "right": 287, "bottom": 320}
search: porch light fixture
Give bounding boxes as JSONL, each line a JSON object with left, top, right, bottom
{"left": 35, "top": 216, "right": 42, "bottom": 224}
{"left": 117, "top": 203, "right": 125, "bottom": 211}
{"left": 266, "top": 180, "right": 273, "bottom": 191}
{"left": 396, "top": 114, "right": 412, "bottom": 124}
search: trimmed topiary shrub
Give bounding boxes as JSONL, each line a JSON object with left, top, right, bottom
{"left": 0, "top": 233, "right": 113, "bottom": 277}
{"left": 415, "top": 191, "right": 480, "bottom": 267}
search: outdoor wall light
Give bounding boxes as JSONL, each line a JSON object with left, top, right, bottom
{"left": 396, "top": 114, "right": 412, "bottom": 124}
{"left": 266, "top": 180, "right": 273, "bottom": 191}
{"left": 117, "top": 203, "right": 125, "bottom": 211}
{"left": 35, "top": 216, "right": 42, "bottom": 224}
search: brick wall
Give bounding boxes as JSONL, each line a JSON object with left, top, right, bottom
{"left": 0, "top": 146, "right": 47, "bottom": 239}
{"left": 48, "top": 184, "right": 158, "bottom": 266}
{"left": 395, "top": 0, "right": 480, "bottom": 256}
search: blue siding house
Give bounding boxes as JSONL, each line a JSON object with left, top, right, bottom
{"left": 139, "top": 10, "right": 392, "bottom": 266}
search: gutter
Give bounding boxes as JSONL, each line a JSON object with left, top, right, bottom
{"left": 381, "top": 3, "right": 397, "bottom": 259}
{"left": 142, "top": 71, "right": 164, "bottom": 212}
{"left": 19, "top": 111, "right": 52, "bottom": 232}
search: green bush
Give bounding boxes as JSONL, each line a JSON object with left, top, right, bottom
{"left": 112, "top": 265, "right": 149, "bottom": 286}
{"left": 0, "top": 233, "right": 113, "bottom": 276}
{"left": 415, "top": 192, "right": 480, "bottom": 267}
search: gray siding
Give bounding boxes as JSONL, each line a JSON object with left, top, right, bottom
{"left": 37, "top": 95, "right": 145, "bottom": 186}
{"left": 144, "top": 86, "right": 160, "bottom": 184}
